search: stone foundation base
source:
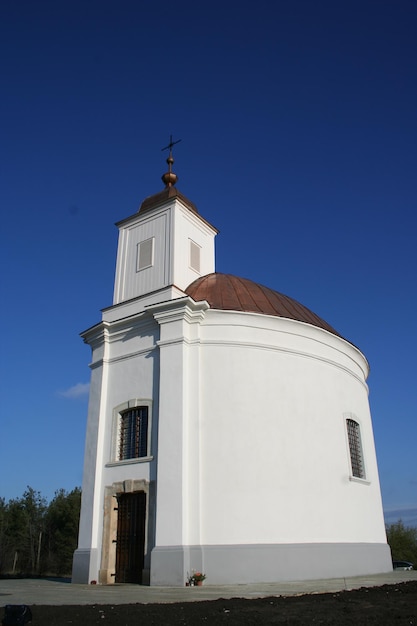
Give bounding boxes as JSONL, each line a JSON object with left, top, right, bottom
{"left": 150, "top": 542, "right": 392, "bottom": 586}
{"left": 72, "top": 548, "right": 98, "bottom": 584}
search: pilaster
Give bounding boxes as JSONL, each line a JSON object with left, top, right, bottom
{"left": 150, "top": 298, "right": 208, "bottom": 584}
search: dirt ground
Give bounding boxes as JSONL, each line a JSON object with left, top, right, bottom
{"left": 7, "top": 580, "right": 416, "bottom": 625}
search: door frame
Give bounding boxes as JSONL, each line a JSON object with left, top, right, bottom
{"left": 99, "top": 479, "right": 149, "bottom": 584}
{"left": 115, "top": 490, "right": 146, "bottom": 583}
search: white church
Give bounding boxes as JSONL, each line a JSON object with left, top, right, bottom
{"left": 72, "top": 146, "right": 392, "bottom": 586}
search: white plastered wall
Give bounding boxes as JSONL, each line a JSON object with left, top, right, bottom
{"left": 74, "top": 298, "right": 389, "bottom": 585}
{"left": 171, "top": 203, "right": 216, "bottom": 290}
{"left": 151, "top": 298, "right": 209, "bottom": 549}
{"left": 194, "top": 310, "right": 387, "bottom": 547}
{"left": 73, "top": 312, "right": 160, "bottom": 583}
{"left": 113, "top": 200, "right": 216, "bottom": 305}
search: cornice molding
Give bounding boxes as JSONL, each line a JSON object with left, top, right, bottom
{"left": 151, "top": 297, "right": 210, "bottom": 325}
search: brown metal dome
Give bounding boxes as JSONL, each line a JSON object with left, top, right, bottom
{"left": 185, "top": 273, "right": 341, "bottom": 338}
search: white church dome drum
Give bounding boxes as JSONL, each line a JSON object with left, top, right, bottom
{"left": 164, "top": 272, "right": 391, "bottom": 583}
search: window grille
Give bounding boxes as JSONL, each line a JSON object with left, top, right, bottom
{"left": 119, "top": 407, "right": 149, "bottom": 460}
{"left": 346, "top": 418, "right": 365, "bottom": 479}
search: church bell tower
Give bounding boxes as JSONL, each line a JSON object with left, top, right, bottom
{"left": 112, "top": 139, "right": 218, "bottom": 310}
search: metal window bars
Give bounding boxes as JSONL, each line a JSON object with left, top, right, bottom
{"left": 119, "top": 407, "right": 148, "bottom": 460}
{"left": 346, "top": 418, "right": 365, "bottom": 479}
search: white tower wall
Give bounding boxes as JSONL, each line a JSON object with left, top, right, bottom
{"left": 113, "top": 200, "right": 216, "bottom": 305}
{"left": 73, "top": 186, "right": 217, "bottom": 585}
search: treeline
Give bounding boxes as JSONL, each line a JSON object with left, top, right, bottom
{"left": 0, "top": 486, "right": 81, "bottom": 577}
{"left": 386, "top": 520, "right": 417, "bottom": 565}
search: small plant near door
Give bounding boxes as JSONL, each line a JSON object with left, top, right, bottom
{"left": 186, "top": 570, "right": 207, "bottom": 586}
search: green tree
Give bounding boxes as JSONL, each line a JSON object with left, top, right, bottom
{"left": 23, "top": 487, "right": 47, "bottom": 573}
{"left": 4, "top": 498, "right": 26, "bottom": 573}
{"left": 0, "top": 497, "right": 10, "bottom": 573}
{"left": 0, "top": 487, "right": 81, "bottom": 576}
{"left": 3, "top": 487, "right": 47, "bottom": 575}
{"left": 45, "top": 487, "right": 81, "bottom": 576}
{"left": 386, "top": 520, "right": 417, "bottom": 565}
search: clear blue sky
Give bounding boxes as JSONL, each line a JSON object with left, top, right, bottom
{"left": 1, "top": 0, "right": 416, "bottom": 526}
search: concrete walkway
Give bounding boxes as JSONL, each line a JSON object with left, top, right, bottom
{"left": 1, "top": 571, "right": 416, "bottom": 606}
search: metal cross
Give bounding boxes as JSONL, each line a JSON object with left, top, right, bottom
{"left": 161, "top": 134, "right": 181, "bottom": 155}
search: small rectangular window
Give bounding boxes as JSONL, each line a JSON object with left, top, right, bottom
{"left": 137, "top": 238, "right": 154, "bottom": 271}
{"left": 119, "top": 407, "right": 149, "bottom": 460}
{"left": 346, "top": 418, "right": 365, "bottom": 479}
{"left": 189, "top": 239, "right": 201, "bottom": 273}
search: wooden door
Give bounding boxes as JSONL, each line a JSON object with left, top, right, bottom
{"left": 115, "top": 491, "right": 146, "bottom": 583}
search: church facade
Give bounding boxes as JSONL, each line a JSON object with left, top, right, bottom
{"left": 72, "top": 154, "right": 392, "bottom": 586}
